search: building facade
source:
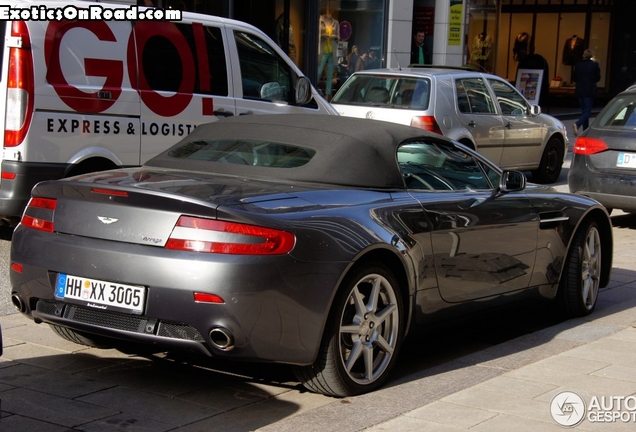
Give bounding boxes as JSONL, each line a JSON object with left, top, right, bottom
{"left": 127, "top": 0, "right": 630, "bottom": 102}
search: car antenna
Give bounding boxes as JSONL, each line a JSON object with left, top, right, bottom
{"left": 393, "top": 48, "right": 401, "bottom": 70}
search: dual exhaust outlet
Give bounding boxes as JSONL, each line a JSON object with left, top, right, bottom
{"left": 12, "top": 293, "right": 235, "bottom": 351}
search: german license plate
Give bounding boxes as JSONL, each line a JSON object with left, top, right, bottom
{"left": 55, "top": 274, "right": 145, "bottom": 315}
{"left": 617, "top": 152, "right": 636, "bottom": 168}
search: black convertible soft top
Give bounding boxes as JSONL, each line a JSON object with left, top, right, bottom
{"left": 146, "top": 114, "right": 434, "bottom": 189}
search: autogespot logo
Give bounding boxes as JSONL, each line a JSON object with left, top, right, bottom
{"left": 551, "top": 391, "right": 586, "bottom": 427}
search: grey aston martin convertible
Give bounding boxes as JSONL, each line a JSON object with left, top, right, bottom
{"left": 10, "top": 114, "right": 612, "bottom": 397}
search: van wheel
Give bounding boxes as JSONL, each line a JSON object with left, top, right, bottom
{"left": 532, "top": 137, "right": 563, "bottom": 184}
{"left": 67, "top": 158, "right": 118, "bottom": 178}
{"left": 294, "top": 263, "right": 404, "bottom": 397}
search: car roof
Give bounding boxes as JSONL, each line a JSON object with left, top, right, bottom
{"left": 147, "top": 114, "right": 436, "bottom": 189}
{"left": 351, "top": 66, "right": 496, "bottom": 79}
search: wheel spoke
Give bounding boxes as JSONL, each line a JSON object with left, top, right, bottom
{"left": 374, "top": 334, "right": 394, "bottom": 355}
{"left": 367, "top": 277, "right": 381, "bottom": 313}
{"left": 344, "top": 339, "right": 363, "bottom": 372}
{"left": 351, "top": 286, "right": 367, "bottom": 317}
{"left": 375, "top": 303, "right": 397, "bottom": 326}
{"left": 341, "top": 324, "right": 361, "bottom": 334}
{"left": 363, "top": 344, "right": 374, "bottom": 381}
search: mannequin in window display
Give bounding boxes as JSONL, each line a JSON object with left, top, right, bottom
{"left": 513, "top": 32, "right": 531, "bottom": 63}
{"left": 562, "top": 35, "right": 585, "bottom": 84}
{"left": 318, "top": 9, "right": 339, "bottom": 99}
{"left": 275, "top": 13, "right": 297, "bottom": 65}
{"left": 471, "top": 32, "right": 492, "bottom": 72}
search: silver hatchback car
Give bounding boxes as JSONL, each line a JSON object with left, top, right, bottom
{"left": 331, "top": 67, "right": 568, "bottom": 184}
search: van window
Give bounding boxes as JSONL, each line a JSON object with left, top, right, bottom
{"left": 139, "top": 23, "right": 228, "bottom": 96}
{"left": 234, "top": 31, "right": 293, "bottom": 103}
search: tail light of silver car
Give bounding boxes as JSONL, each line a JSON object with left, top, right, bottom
{"left": 410, "top": 115, "right": 443, "bottom": 135}
{"left": 573, "top": 136, "right": 609, "bottom": 155}
{"left": 165, "top": 215, "right": 295, "bottom": 255}
{"left": 21, "top": 197, "right": 56, "bottom": 232}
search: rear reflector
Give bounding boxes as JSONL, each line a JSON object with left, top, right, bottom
{"left": 573, "top": 137, "right": 609, "bottom": 155}
{"left": 166, "top": 216, "right": 295, "bottom": 255}
{"left": 193, "top": 292, "right": 225, "bottom": 304}
{"left": 21, "top": 197, "right": 56, "bottom": 232}
{"left": 10, "top": 262, "right": 23, "bottom": 273}
{"left": 1, "top": 172, "right": 16, "bottom": 180}
{"left": 411, "top": 116, "right": 443, "bottom": 135}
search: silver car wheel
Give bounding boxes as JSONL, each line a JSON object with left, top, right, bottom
{"left": 581, "top": 226, "right": 601, "bottom": 310}
{"left": 338, "top": 273, "right": 400, "bottom": 385}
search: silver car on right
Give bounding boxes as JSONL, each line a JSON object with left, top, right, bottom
{"left": 569, "top": 85, "right": 636, "bottom": 213}
{"left": 331, "top": 66, "right": 568, "bottom": 184}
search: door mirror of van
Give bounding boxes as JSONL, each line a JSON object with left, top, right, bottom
{"left": 295, "top": 76, "right": 312, "bottom": 105}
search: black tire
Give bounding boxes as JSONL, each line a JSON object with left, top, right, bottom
{"left": 50, "top": 324, "right": 114, "bottom": 348}
{"left": 559, "top": 221, "right": 602, "bottom": 318}
{"left": 532, "top": 137, "right": 564, "bottom": 184}
{"left": 294, "top": 263, "right": 404, "bottom": 397}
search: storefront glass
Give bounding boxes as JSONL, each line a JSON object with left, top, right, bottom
{"left": 316, "top": 0, "right": 387, "bottom": 99}
{"left": 466, "top": 0, "right": 498, "bottom": 73}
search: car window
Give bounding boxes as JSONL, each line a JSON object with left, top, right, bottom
{"left": 138, "top": 23, "right": 229, "bottom": 96}
{"left": 488, "top": 79, "right": 530, "bottom": 115}
{"left": 455, "top": 78, "right": 496, "bottom": 114}
{"left": 167, "top": 138, "right": 316, "bottom": 168}
{"left": 397, "top": 141, "right": 491, "bottom": 191}
{"left": 597, "top": 95, "right": 636, "bottom": 128}
{"left": 234, "top": 31, "right": 293, "bottom": 103}
{"left": 331, "top": 74, "right": 431, "bottom": 109}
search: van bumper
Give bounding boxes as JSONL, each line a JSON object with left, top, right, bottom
{"left": 0, "top": 161, "right": 69, "bottom": 220}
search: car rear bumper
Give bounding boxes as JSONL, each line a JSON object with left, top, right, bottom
{"left": 568, "top": 156, "right": 636, "bottom": 211}
{"left": 10, "top": 227, "right": 346, "bottom": 365}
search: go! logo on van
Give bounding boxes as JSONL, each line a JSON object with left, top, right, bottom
{"left": 44, "top": 20, "right": 215, "bottom": 117}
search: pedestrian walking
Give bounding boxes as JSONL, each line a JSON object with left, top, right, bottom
{"left": 572, "top": 48, "right": 601, "bottom": 136}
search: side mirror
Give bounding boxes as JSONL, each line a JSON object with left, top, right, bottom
{"left": 530, "top": 104, "right": 541, "bottom": 116}
{"left": 499, "top": 170, "right": 526, "bottom": 193}
{"left": 295, "top": 76, "right": 312, "bottom": 105}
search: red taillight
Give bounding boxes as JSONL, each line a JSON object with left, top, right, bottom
{"left": 166, "top": 216, "right": 295, "bottom": 255}
{"left": 411, "top": 116, "right": 443, "bottom": 135}
{"left": 5, "top": 21, "right": 34, "bottom": 147}
{"left": 91, "top": 188, "right": 129, "bottom": 197}
{"left": 573, "top": 137, "right": 609, "bottom": 155}
{"left": 21, "top": 197, "right": 57, "bottom": 232}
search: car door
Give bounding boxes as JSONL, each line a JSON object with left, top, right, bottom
{"left": 488, "top": 78, "right": 546, "bottom": 170}
{"left": 397, "top": 139, "right": 539, "bottom": 303}
{"left": 453, "top": 77, "right": 506, "bottom": 165}
{"left": 228, "top": 28, "right": 320, "bottom": 115}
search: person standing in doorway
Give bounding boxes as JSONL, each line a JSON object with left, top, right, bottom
{"left": 572, "top": 49, "right": 601, "bottom": 136}
{"left": 410, "top": 30, "right": 430, "bottom": 65}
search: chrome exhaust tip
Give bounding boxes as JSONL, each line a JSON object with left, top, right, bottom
{"left": 11, "top": 293, "right": 25, "bottom": 313}
{"left": 209, "top": 327, "right": 234, "bottom": 351}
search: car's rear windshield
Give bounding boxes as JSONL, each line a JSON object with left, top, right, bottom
{"left": 167, "top": 139, "right": 316, "bottom": 168}
{"left": 332, "top": 74, "right": 431, "bottom": 110}
{"left": 597, "top": 95, "right": 636, "bottom": 129}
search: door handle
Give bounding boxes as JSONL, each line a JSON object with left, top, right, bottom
{"left": 505, "top": 122, "right": 512, "bottom": 129}
{"left": 239, "top": 111, "right": 255, "bottom": 116}
{"left": 468, "top": 120, "right": 476, "bottom": 127}
{"left": 213, "top": 110, "right": 234, "bottom": 117}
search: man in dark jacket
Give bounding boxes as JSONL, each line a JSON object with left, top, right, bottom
{"left": 410, "top": 30, "right": 430, "bottom": 65}
{"left": 572, "top": 48, "right": 601, "bottom": 135}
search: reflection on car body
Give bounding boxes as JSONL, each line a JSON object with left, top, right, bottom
{"left": 11, "top": 114, "right": 611, "bottom": 398}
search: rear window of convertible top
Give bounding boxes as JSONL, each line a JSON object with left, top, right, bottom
{"left": 167, "top": 139, "right": 316, "bottom": 168}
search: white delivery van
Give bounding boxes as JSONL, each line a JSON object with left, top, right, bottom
{"left": 0, "top": 0, "right": 337, "bottom": 223}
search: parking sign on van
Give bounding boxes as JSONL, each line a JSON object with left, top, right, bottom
{"left": 0, "top": 0, "right": 336, "bottom": 223}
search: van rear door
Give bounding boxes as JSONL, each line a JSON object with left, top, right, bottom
{"left": 131, "top": 20, "right": 236, "bottom": 163}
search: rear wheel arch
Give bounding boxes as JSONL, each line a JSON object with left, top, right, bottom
{"left": 66, "top": 156, "right": 120, "bottom": 177}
